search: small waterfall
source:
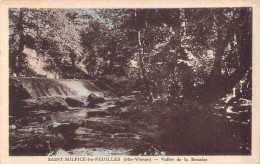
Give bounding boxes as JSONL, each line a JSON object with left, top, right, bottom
{"left": 10, "top": 78, "right": 102, "bottom": 98}
{"left": 60, "top": 80, "right": 103, "bottom": 97}
{"left": 60, "top": 80, "right": 91, "bottom": 96}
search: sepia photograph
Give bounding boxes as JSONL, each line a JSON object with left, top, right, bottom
{"left": 8, "top": 7, "right": 252, "bottom": 157}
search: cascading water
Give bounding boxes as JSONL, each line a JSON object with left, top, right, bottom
{"left": 10, "top": 77, "right": 102, "bottom": 98}
{"left": 60, "top": 80, "right": 102, "bottom": 96}
{"left": 60, "top": 80, "right": 91, "bottom": 96}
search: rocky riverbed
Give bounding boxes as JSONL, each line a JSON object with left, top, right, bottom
{"left": 9, "top": 78, "right": 251, "bottom": 156}
{"left": 9, "top": 94, "right": 166, "bottom": 156}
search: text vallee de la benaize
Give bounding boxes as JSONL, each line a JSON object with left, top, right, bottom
{"left": 48, "top": 157, "right": 207, "bottom": 162}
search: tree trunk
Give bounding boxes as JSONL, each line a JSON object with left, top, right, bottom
{"left": 134, "top": 9, "right": 154, "bottom": 101}
{"left": 204, "top": 12, "right": 237, "bottom": 100}
{"left": 137, "top": 31, "right": 154, "bottom": 102}
{"left": 15, "top": 9, "right": 25, "bottom": 73}
{"left": 202, "top": 10, "right": 252, "bottom": 102}
{"left": 221, "top": 9, "right": 252, "bottom": 94}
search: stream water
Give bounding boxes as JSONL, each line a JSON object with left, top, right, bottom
{"left": 9, "top": 78, "right": 251, "bottom": 156}
{"left": 9, "top": 78, "right": 149, "bottom": 156}
{"left": 9, "top": 98, "right": 152, "bottom": 156}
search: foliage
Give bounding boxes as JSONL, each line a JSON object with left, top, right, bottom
{"left": 8, "top": 8, "right": 252, "bottom": 156}
{"left": 9, "top": 8, "right": 252, "bottom": 102}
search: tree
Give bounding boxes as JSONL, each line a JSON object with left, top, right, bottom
{"left": 9, "top": 8, "right": 251, "bottom": 102}
{"left": 9, "top": 8, "right": 92, "bottom": 77}
{"left": 9, "top": 8, "right": 30, "bottom": 75}
{"left": 95, "top": 9, "right": 136, "bottom": 76}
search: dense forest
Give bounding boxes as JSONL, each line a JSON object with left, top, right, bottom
{"left": 9, "top": 8, "right": 252, "bottom": 156}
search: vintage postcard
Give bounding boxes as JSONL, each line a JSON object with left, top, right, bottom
{"left": 0, "top": 0, "right": 260, "bottom": 164}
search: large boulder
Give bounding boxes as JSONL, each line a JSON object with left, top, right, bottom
{"left": 87, "top": 93, "right": 105, "bottom": 107}
{"left": 40, "top": 101, "right": 68, "bottom": 111}
{"left": 65, "top": 97, "right": 85, "bottom": 107}
{"left": 20, "top": 97, "right": 69, "bottom": 112}
{"left": 48, "top": 122, "right": 79, "bottom": 139}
